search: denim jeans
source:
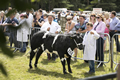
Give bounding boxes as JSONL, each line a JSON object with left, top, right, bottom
{"left": 20, "top": 42, "right": 26, "bottom": 52}
{"left": 89, "top": 60, "right": 95, "bottom": 72}
{"left": 9, "top": 32, "right": 18, "bottom": 47}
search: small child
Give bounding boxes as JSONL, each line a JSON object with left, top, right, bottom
{"left": 82, "top": 22, "right": 100, "bottom": 74}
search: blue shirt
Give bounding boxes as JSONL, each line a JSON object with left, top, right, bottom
{"left": 109, "top": 17, "right": 119, "bottom": 30}
{"left": 74, "top": 21, "right": 86, "bottom": 31}
{"left": 115, "top": 21, "right": 120, "bottom": 31}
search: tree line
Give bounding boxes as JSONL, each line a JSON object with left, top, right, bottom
{"left": 31, "top": 0, "right": 120, "bottom": 12}
{"left": 0, "top": 0, "right": 119, "bottom": 12}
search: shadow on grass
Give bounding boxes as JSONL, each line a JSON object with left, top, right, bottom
{"left": 73, "top": 62, "right": 88, "bottom": 69}
{"left": 27, "top": 68, "right": 78, "bottom": 79}
{"left": 95, "top": 66, "right": 105, "bottom": 71}
{"left": 70, "top": 59, "right": 79, "bottom": 64}
{"left": 40, "top": 58, "right": 57, "bottom": 65}
{"left": 13, "top": 51, "right": 25, "bottom": 57}
{"left": 83, "top": 73, "right": 96, "bottom": 78}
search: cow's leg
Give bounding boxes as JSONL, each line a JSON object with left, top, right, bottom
{"left": 67, "top": 56, "right": 72, "bottom": 73}
{"left": 60, "top": 57, "right": 67, "bottom": 74}
{"left": 29, "top": 50, "right": 36, "bottom": 69}
{"left": 34, "top": 48, "right": 43, "bottom": 68}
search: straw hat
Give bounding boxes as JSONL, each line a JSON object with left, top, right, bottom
{"left": 66, "top": 15, "right": 72, "bottom": 19}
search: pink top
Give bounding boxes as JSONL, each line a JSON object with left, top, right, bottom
{"left": 93, "top": 21, "right": 106, "bottom": 38}
{"left": 104, "top": 19, "right": 110, "bottom": 36}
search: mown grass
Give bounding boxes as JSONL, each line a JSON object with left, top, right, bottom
{"left": 0, "top": 48, "right": 118, "bottom": 80}
{"left": 0, "top": 37, "right": 119, "bottom": 80}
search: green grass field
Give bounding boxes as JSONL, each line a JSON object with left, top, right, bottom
{"left": 0, "top": 37, "right": 119, "bottom": 80}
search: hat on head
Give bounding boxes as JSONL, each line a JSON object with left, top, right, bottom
{"left": 1, "top": 11, "right": 4, "bottom": 14}
{"left": 47, "top": 13, "right": 54, "bottom": 17}
{"left": 20, "top": 13, "right": 28, "bottom": 18}
{"left": 66, "top": 15, "right": 72, "bottom": 19}
{"left": 43, "top": 13, "right": 48, "bottom": 16}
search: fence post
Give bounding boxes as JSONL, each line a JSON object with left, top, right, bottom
{"left": 110, "top": 37, "right": 113, "bottom": 71}
{"left": 117, "top": 62, "right": 120, "bottom": 80}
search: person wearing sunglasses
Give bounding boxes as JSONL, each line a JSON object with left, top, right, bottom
{"left": 89, "top": 13, "right": 96, "bottom": 26}
{"left": 93, "top": 14, "right": 106, "bottom": 67}
{"left": 65, "top": 15, "right": 78, "bottom": 61}
{"left": 65, "top": 15, "right": 76, "bottom": 34}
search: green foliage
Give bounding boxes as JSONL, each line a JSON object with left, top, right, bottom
{"left": 0, "top": 0, "right": 33, "bottom": 77}
{"left": 78, "top": 8, "right": 85, "bottom": 12}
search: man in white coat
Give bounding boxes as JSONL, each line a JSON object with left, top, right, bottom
{"left": 26, "top": 9, "right": 33, "bottom": 35}
{"left": 41, "top": 13, "right": 61, "bottom": 61}
{"left": 82, "top": 22, "right": 100, "bottom": 74}
{"left": 41, "top": 13, "right": 61, "bottom": 34}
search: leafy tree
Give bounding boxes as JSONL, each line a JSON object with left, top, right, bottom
{"left": 0, "top": 0, "right": 33, "bottom": 76}
{"left": 90, "top": 0, "right": 117, "bottom": 11}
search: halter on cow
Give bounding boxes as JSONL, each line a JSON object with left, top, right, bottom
{"left": 29, "top": 31, "right": 83, "bottom": 74}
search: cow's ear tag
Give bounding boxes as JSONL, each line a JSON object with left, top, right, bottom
{"left": 67, "top": 48, "right": 74, "bottom": 56}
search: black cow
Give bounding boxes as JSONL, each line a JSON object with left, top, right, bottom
{"left": 29, "top": 31, "right": 83, "bottom": 74}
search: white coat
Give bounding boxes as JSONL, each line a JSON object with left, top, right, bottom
{"left": 41, "top": 21, "right": 61, "bottom": 33}
{"left": 82, "top": 30, "right": 100, "bottom": 60}
{"left": 17, "top": 18, "right": 28, "bottom": 42}
{"left": 26, "top": 13, "right": 33, "bottom": 34}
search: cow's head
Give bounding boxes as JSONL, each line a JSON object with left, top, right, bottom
{"left": 70, "top": 33, "right": 83, "bottom": 50}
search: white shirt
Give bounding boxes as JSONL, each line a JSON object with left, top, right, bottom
{"left": 41, "top": 21, "right": 61, "bottom": 33}
{"left": 73, "top": 16, "right": 78, "bottom": 24}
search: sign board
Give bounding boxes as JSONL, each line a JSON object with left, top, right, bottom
{"left": 93, "top": 8, "right": 102, "bottom": 14}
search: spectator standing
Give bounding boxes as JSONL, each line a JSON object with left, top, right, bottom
{"left": 0, "top": 11, "right": 6, "bottom": 31}
{"left": 65, "top": 15, "right": 77, "bottom": 61}
{"left": 89, "top": 13, "right": 96, "bottom": 26}
{"left": 72, "top": 13, "right": 78, "bottom": 24}
{"left": 43, "top": 13, "right": 48, "bottom": 22}
{"left": 26, "top": 9, "right": 33, "bottom": 38}
{"left": 74, "top": 14, "right": 87, "bottom": 62}
{"left": 0, "top": 11, "right": 6, "bottom": 24}
{"left": 38, "top": 9, "right": 43, "bottom": 18}
{"left": 75, "top": 14, "right": 87, "bottom": 35}
{"left": 1, "top": 13, "right": 19, "bottom": 48}
{"left": 93, "top": 14, "right": 106, "bottom": 67}
{"left": 32, "top": 12, "right": 44, "bottom": 28}
{"left": 108, "top": 11, "right": 120, "bottom": 52}
{"left": 104, "top": 12, "right": 111, "bottom": 51}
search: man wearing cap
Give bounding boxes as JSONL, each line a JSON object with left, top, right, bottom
{"left": 41, "top": 13, "right": 61, "bottom": 61}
